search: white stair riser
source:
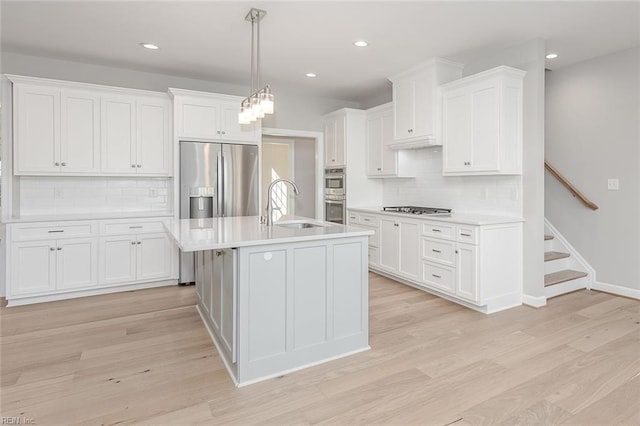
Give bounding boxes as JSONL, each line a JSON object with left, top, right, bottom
{"left": 545, "top": 276, "right": 589, "bottom": 298}
{"left": 544, "top": 257, "right": 572, "bottom": 275}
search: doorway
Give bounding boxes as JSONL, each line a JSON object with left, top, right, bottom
{"left": 262, "top": 135, "right": 317, "bottom": 221}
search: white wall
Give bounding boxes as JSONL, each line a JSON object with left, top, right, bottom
{"left": 545, "top": 47, "right": 640, "bottom": 291}
{"left": 0, "top": 51, "right": 360, "bottom": 131}
{"left": 292, "top": 137, "right": 317, "bottom": 219}
{"left": 18, "top": 177, "right": 172, "bottom": 216}
{"left": 383, "top": 149, "right": 522, "bottom": 215}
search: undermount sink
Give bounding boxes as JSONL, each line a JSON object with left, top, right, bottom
{"left": 275, "top": 221, "right": 326, "bottom": 229}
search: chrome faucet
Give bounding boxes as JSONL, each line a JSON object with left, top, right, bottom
{"left": 264, "top": 178, "right": 300, "bottom": 226}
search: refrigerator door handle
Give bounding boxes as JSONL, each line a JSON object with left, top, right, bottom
{"left": 217, "top": 151, "right": 224, "bottom": 217}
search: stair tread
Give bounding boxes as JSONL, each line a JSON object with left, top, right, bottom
{"left": 545, "top": 270, "right": 588, "bottom": 287}
{"left": 544, "top": 251, "right": 570, "bottom": 262}
{"left": 544, "top": 234, "right": 554, "bottom": 241}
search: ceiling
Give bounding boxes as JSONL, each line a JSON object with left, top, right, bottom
{"left": 1, "top": 1, "right": 639, "bottom": 104}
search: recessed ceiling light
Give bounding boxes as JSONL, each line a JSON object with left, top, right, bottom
{"left": 546, "top": 53, "right": 559, "bottom": 59}
{"left": 305, "top": 73, "right": 317, "bottom": 78}
{"left": 353, "top": 40, "right": 368, "bottom": 47}
{"left": 140, "top": 43, "right": 159, "bottom": 50}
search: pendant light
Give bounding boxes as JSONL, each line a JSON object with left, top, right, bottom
{"left": 239, "top": 8, "right": 274, "bottom": 124}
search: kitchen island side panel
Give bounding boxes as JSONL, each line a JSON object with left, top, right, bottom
{"left": 237, "top": 236, "right": 369, "bottom": 385}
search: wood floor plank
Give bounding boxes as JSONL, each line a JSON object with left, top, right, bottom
{"left": 1, "top": 274, "right": 638, "bottom": 425}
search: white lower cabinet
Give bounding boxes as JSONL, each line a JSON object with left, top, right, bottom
{"left": 100, "top": 232, "right": 172, "bottom": 284}
{"left": 11, "top": 237, "right": 98, "bottom": 296}
{"left": 6, "top": 217, "right": 177, "bottom": 305}
{"left": 378, "top": 217, "right": 419, "bottom": 281}
{"left": 349, "top": 209, "right": 522, "bottom": 313}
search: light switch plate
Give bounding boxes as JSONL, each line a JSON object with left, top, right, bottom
{"left": 149, "top": 188, "right": 158, "bottom": 197}
{"left": 54, "top": 188, "right": 63, "bottom": 199}
{"left": 607, "top": 178, "right": 619, "bottom": 190}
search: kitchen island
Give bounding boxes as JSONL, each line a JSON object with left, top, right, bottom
{"left": 163, "top": 216, "right": 373, "bottom": 386}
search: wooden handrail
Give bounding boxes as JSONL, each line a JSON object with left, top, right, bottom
{"left": 545, "top": 160, "right": 599, "bottom": 210}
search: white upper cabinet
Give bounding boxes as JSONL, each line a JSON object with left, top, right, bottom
{"left": 388, "top": 58, "right": 463, "bottom": 149}
{"left": 366, "top": 103, "right": 397, "bottom": 177}
{"left": 137, "top": 97, "right": 171, "bottom": 175}
{"left": 61, "top": 91, "right": 101, "bottom": 173}
{"left": 172, "top": 90, "right": 260, "bottom": 143}
{"left": 441, "top": 66, "right": 526, "bottom": 176}
{"left": 101, "top": 95, "right": 137, "bottom": 173}
{"left": 9, "top": 76, "right": 172, "bottom": 177}
{"left": 14, "top": 84, "right": 61, "bottom": 174}
{"left": 324, "top": 113, "right": 346, "bottom": 167}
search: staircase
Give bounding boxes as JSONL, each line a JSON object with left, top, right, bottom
{"left": 544, "top": 220, "right": 593, "bottom": 298}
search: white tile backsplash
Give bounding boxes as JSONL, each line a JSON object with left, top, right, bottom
{"left": 19, "top": 176, "right": 173, "bottom": 216}
{"left": 383, "top": 149, "right": 523, "bottom": 216}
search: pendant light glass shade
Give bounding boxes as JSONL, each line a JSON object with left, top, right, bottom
{"left": 239, "top": 8, "right": 274, "bottom": 124}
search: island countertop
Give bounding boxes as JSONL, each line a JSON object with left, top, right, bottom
{"left": 163, "top": 216, "right": 374, "bottom": 252}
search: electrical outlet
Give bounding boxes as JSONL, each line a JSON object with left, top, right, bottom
{"left": 149, "top": 188, "right": 158, "bottom": 197}
{"left": 54, "top": 188, "right": 63, "bottom": 199}
{"left": 607, "top": 178, "right": 619, "bottom": 190}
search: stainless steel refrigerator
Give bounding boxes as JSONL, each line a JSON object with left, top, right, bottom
{"left": 179, "top": 141, "right": 259, "bottom": 283}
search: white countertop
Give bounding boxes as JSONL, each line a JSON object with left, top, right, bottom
{"left": 163, "top": 216, "right": 374, "bottom": 252}
{"left": 2, "top": 211, "right": 175, "bottom": 224}
{"left": 349, "top": 206, "right": 524, "bottom": 225}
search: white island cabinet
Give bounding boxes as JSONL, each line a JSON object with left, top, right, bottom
{"left": 163, "top": 216, "right": 373, "bottom": 386}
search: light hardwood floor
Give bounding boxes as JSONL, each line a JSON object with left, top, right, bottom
{"left": 1, "top": 273, "right": 638, "bottom": 425}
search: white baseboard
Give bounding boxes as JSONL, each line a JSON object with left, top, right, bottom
{"left": 592, "top": 281, "right": 640, "bottom": 300}
{"left": 6, "top": 279, "right": 178, "bottom": 307}
{"left": 522, "top": 294, "right": 547, "bottom": 308}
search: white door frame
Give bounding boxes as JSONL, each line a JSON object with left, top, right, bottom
{"left": 262, "top": 128, "right": 324, "bottom": 220}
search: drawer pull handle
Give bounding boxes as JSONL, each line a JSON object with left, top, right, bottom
{"left": 131, "top": 241, "right": 136, "bottom": 245}
{"left": 460, "top": 233, "right": 471, "bottom": 237}
{"left": 137, "top": 241, "right": 142, "bottom": 245}
{"left": 432, "top": 249, "right": 441, "bottom": 253}
{"left": 57, "top": 247, "right": 62, "bottom": 251}
{"left": 432, "top": 274, "right": 441, "bottom": 279}
{"left": 47, "top": 230, "right": 64, "bottom": 233}
{"left": 129, "top": 226, "right": 144, "bottom": 229}
{"left": 363, "top": 218, "right": 370, "bottom": 222}
{"left": 432, "top": 229, "right": 441, "bottom": 232}
{"left": 50, "top": 247, "right": 55, "bottom": 251}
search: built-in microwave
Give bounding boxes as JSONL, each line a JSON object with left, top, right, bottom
{"left": 324, "top": 167, "right": 345, "bottom": 197}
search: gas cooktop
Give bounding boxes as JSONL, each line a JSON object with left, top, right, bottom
{"left": 382, "top": 206, "right": 452, "bottom": 216}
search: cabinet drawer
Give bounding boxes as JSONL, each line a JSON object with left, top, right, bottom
{"left": 421, "top": 261, "right": 455, "bottom": 294}
{"left": 421, "top": 222, "right": 455, "bottom": 240}
{"left": 368, "top": 246, "right": 379, "bottom": 266}
{"left": 358, "top": 214, "right": 379, "bottom": 227}
{"left": 11, "top": 222, "right": 96, "bottom": 241}
{"left": 421, "top": 238, "right": 455, "bottom": 266}
{"left": 367, "top": 228, "right": 379, "bottom": 248}
{"left": 456, "top": 226, "right": 478, "bottom": 244}
{"left": 100, "top": 219, "right": 167, "bottom": 235}
{"left": 347, "top": 211, "right": 358, "bottom": 224}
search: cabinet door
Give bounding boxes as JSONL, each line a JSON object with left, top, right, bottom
{"left": 210, "top": 250, "right": 223, "bottom": 331}
{"left": 137, "top": 98, "right": 171, "bottom": 175}
{"left": 380, "top": 110, "right": 397, "bottom": 175}
{"left": 324, "top": 119, "right": 336, "bottom": 166}
{"left": 413, "top": 74, "right": 434, "bottom": 138}
{"left": 137, "top": 233, "right": 172, "bottom": 281}
{"left": 365, "top": 115, "right": 382, "bottom": 176}
{"left": 10, "top": 241, "right": 56, "bottom": 295}
{"left": 61, "top": 91, "right": 100, "bottom": 173}
{"left": 101, "top": 96, "right": 136, "bottom": 173}
{"left": 195, "top": 251, "right": 203, "bottom": 304}
{"left": 456, "top": 243, "right": 478, "bottom": 302}
{"left": 221, "top": 249, "right": 237, "bottom": 362}
{"left": 99, "top": 236, "right": 137, "bottom": 285}
{"left": 393, "top": 78, "right": 414, "bottom": 140}
{"left": 442, "top": 91, "right": 472, "bottom": 172}
{"left": 57, "top": 238, "right": 98, "bottom": 289}
{"left": 398, "top": 220, "right": 419, "bottom": 281}
{"left": 378, "top": 218, "right": 399, "bottom": 272}
{"left": 15, "top": 85, "right": 60, "bottom": 174}
{"left": 178, "top": 99, "right": 219, "bottom": 140}
{"left": 220, "top": 102, "right": 258, "bottom": 142}
{"left": 334, "top": 115, "right": 346, "bottom": 166}
{"left": 470, "top": 84, "right": 501, "bottom": 171}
